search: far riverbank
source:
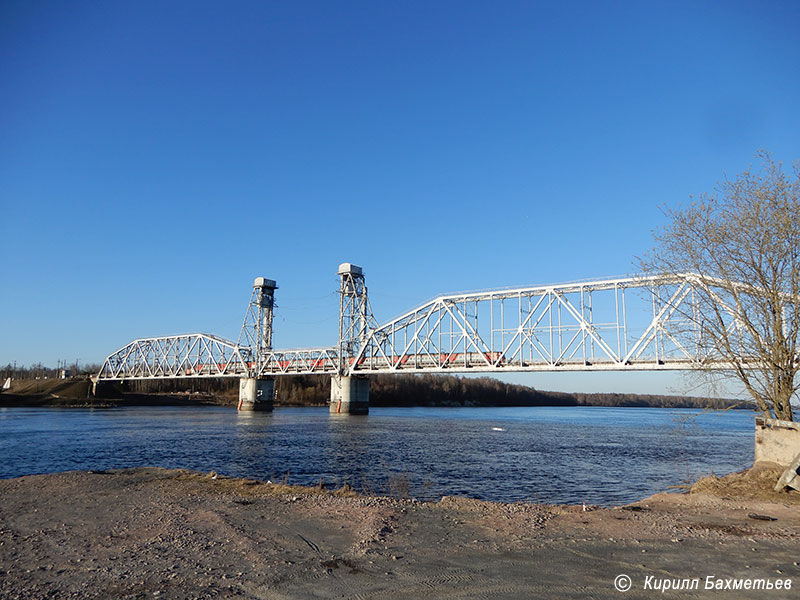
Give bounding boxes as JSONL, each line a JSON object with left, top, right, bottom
{"left": 0, "top": 374, "right": 748, "bottom": 410}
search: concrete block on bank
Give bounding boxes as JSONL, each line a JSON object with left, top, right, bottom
{"left": 755, "top": 418, "right": 800, "bottom": 467}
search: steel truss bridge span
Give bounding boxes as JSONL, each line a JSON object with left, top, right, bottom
{"left": 97, "top": 270, "right": 742, "bottom": 382}
{"left": 97, "top": 334, "right": 342, "bottom": 380}
{"left": 348, "top": 273, "right": 717, "bottom": 375}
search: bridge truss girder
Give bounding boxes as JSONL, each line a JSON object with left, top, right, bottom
{"left": 97, "top": 333, "right": 252, "bottom": 380}
{"left": 97, "top": 336, "right": 341, "bottom": 381}
{"left": 346, "top": 273, "right": 732, "bottom": 375}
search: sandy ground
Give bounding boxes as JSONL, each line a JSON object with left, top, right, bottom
{"left": 1, "top": 466, "right": 799, "bottom": 599}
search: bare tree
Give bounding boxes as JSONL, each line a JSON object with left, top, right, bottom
{"left": 641, "top": 151, "right": 799, "bottom": 421}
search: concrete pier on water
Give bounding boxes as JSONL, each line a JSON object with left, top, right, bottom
{"left": 239, "top": 375, "right": 369, "bottom": 415}
{"left": 238, "top": 375, "right": 372, "bottom": 414}
{"left": 330, "top": 375, "right": 370, "bottom": 415}
{"left": 238, "top": 378, "right": 274, "bottom": 411}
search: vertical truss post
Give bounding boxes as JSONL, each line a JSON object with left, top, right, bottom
{"left": 238, "top": 277, "right": 278, "bottom": 373}
{"left": 337, "top": 263, "right": 373, "bottom": 374}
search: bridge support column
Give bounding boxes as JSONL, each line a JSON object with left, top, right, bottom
{"left": 238, "top": 378, "right": 274, "bottom": 412}
{"left": 330, "top": 375, "right": 369, "bottom": 415}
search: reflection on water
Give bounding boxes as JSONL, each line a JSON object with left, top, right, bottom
{"left": 0, "top": 406, "right": 753, "bottom": 505}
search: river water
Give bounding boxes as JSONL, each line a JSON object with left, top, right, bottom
{"left": 0, "top": 406, "right": 754, "bottom": 505}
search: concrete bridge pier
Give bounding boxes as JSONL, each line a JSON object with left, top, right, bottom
{"left": 238, "top": 377, "right": 274, "bottom": 411}
{"left": 330, "top": 375, "right": 370, "bottom": 415}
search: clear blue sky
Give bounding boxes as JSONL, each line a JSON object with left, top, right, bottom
{"left": 2, "top": 1, "right": 798, "bottom": 396}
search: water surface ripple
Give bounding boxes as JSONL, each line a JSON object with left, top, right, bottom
{"left": 0, "top": 406, "right": 753, "bottom": 505}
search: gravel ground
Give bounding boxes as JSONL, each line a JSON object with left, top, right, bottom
{"left": 1, "top": 466, "right": 798, "bottom": 599}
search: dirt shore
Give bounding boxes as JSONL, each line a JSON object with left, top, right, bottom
{"left": 1, "top": 466, "right": 798, "bottom": 599}
{"left": 0, "top": 379, "right": 238, "bottom": 408}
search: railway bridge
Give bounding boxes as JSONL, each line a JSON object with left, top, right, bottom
{"left": 96, "top": 263, "right": 750, "bottom": 414}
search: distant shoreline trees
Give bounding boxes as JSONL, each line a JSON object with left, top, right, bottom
{"left": 0, "top": 364, "right": 741, "bottom": 409}
{"left": 1, "top": 366, "right": 745, "bottom": 410}
{"left": 1, "top": 362, "right": 100, "bottom": 381}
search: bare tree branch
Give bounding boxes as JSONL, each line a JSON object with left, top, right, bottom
{"left": 640, "top": 151, "right": 799, "bottom": 421}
